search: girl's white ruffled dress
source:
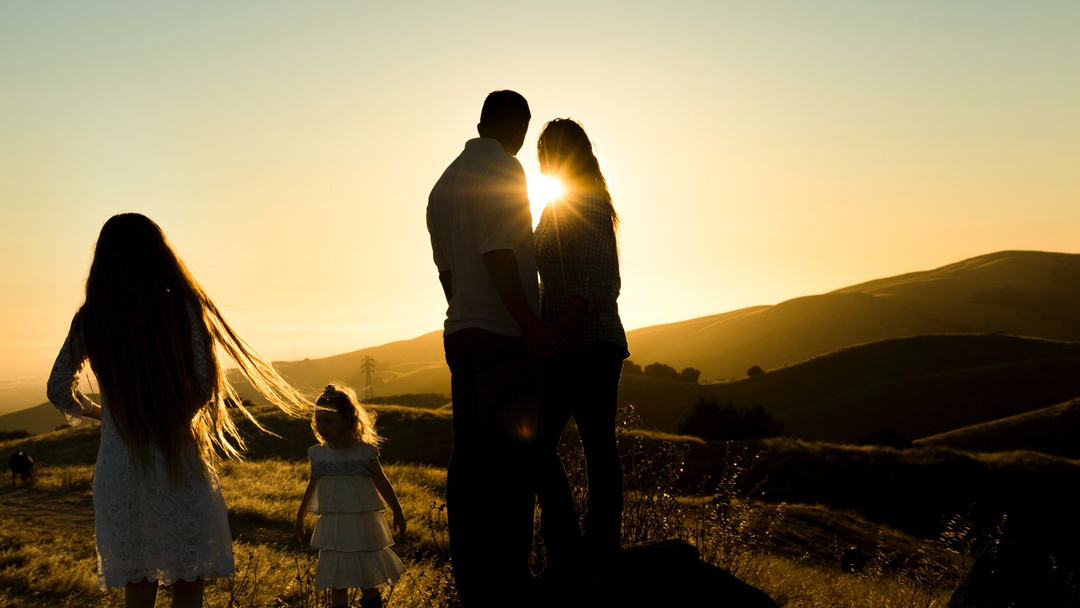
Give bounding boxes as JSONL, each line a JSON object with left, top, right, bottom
{"left": 308, "top": 442, "right": 406, "bottom": 589}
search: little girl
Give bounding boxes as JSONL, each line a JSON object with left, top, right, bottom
{"left": 47, "top": 213, "right": 310, "bottom": 608}
{"left": 295, "top": 383, "right": 407, "bottom": 608}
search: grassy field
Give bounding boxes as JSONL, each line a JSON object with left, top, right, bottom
{"left": 0, "top": 456, "right": 975, "bottom": 608}
{"left": 0, "top": 403, "right": 1011, "bottom": 607}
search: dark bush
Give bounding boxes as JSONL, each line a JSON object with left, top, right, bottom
{"left": 680, "top": 367, "right": 702, "bottom": 384}
{"left": 0, "top": 430, "right": 32, "bottom": 441}
{"left": 644, "top": 362, "right": 680, "bottom": 381}
{"left": 747, "top": 365, "right": 764, "bottom": 377}
{"left": 678, "top": 397, "right": 785, "bottom": 441}
{"left": 622, "top": 360, "right": 643, "bottom": 375}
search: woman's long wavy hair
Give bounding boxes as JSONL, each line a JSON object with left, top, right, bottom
{"left": 312, "top": 383, "right": 382, "bottom": 446}
{"left": 74, "top": 213, "right": 309, "bottom": 482}
{"left": 537, "top": 118, "right": 618, "bottom": 230}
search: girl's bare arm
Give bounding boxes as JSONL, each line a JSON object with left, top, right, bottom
{"left": 294, "top": 475, "right": 318, "bottom": 541}
{"left": 369, "top": 458, "right": 406, "bottom": 535}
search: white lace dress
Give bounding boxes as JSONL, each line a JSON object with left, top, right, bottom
{"left": 46, "top": 304, "right": 235, "bottom": 590}
{"left": 308, "top": 442, "right": 406, "bottom": 589}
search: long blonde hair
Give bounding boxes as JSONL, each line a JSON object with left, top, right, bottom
{"left": 75, "top": 213, "right": 309, "bottom": 481}
{"left": 312, "top": 383, "right": 382, "bottom": 446}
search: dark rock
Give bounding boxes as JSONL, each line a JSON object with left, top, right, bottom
{"left": 553, "top": 539, "right": 778, "bottom": 607}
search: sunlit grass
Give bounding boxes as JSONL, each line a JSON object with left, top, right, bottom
{"left": 0, "top": 404, "right": 1002, "bottom": 607}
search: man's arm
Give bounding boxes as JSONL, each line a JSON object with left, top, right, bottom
{"left": 438, "top": 271, "right": 453, "bottom": 305}
{"left": 481, "top": 249, "right": 556, "bottom": 355}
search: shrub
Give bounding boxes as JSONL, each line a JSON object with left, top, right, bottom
{"left": 747, "top": 365, "right": 764, "bottom": 377}
{"left": 680, "top": 367, "right": 702, "bottom": 384}
{"left": 622, "top": 360, "right": 643, "bottom": 375}
{"left": 643, "top": 362, "right": 680, "bottom": 381}
{"left": 0, "top": 430, "right": 32, "bottom": 441}
{"left": 677, "top": 397, "right": 785, "bottom": 441}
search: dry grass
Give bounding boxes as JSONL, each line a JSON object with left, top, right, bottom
{"left": 0, "top": 405, "right": 990, "bottom": 607}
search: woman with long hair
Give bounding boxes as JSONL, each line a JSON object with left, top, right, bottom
{"left": 47, "top": 213, "right": 310, "bottom": 608}
{"left": 533, "top": 118, "right": 629, "bottom": 576}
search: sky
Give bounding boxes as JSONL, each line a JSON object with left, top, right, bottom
{"left": 2, "top": 0, "right": 1078, "bottom": 365}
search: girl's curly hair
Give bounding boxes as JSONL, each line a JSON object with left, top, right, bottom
{"left": 312, "top": 382, "right": 382, "bottom": 446}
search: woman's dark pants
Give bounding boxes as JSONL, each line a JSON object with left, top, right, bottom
{"left": 535, "top": 340, "right": 625, "bottom": 565}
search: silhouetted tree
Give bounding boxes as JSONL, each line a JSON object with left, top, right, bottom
{"left": 622, "top": 360, "right": 642, "bottom": 375}
{"left": 678, "top": 397, "right": 785, "bottom": 441}
{"left": 747, "top": 365, "right": 764, "bottom": 377}
{"left": 643, "top": 362, "right": 680, "bottom": 381}
{"left": 680, "top": 367, "right": 701, "bottom": 384}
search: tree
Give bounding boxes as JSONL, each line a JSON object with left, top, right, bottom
{"left": 643, "top": 362, "right": 680, "bottom": 381}
{"left": 746, "top": 365, "right": 764, "bottom": 377}
{"left": 678, "top": 397, "right": 785, "bottom": 441}
{"left": 622, "top": 360, "right": 642, "bottom": 375}
{"left": 680, "top": 367, "right": 701, "bottom": 384}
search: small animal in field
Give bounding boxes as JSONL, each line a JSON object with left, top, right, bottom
{"left": 3, "top": 452, "right": 34, "bottom": 486}
{"left": 841, "top": 546, "right": 867, "bottom": 573}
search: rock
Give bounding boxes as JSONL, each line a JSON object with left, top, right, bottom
{"left": 553, "top": 539, "right": 779, "bottom": 607}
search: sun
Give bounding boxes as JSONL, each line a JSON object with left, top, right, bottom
{"left": 527, "top": 174, "right": 563, "bottom": 222}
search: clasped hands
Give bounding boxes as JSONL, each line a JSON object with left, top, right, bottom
{"left": 523, "top": 320, "right": 566, "bottom": 357}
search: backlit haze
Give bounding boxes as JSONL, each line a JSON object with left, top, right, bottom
{"left": 2, "top": 1, "right": 1078, "bottom": 376}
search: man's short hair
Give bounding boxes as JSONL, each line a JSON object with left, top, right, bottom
{"left": 479, "top": 90, "right": 530, "bottom": 128}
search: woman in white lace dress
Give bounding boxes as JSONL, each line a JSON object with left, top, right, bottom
{"left": 47, "top": 213, "right": 310, "bottom": 608}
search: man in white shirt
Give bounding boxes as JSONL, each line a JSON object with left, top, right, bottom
{"left": 427, "top": 90, "right": 556, "bottom": 607}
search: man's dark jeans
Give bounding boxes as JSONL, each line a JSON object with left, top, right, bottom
{"left": 444, "top": 328, "right": 539, "bottom": 607}
{"left": 535, "top": 340, "right": 625, "bottom": 566}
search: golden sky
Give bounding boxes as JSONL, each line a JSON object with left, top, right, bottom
{"left": 2, "top": 1, "right": 1078, "bottom": 363}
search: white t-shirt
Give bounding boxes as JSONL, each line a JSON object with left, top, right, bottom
{"left": 427, "top": 137, "right": 540, "bottom": 337}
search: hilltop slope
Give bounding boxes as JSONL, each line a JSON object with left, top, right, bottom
{"left": 628, "top": 250, "right": 1080, "bottom": 380}
{"left": 916, "top": 398, "right": 1080, "bottom": 458}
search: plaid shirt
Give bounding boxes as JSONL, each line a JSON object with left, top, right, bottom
{"left": 534, "top": 192, "right": 628, "bottom": 355}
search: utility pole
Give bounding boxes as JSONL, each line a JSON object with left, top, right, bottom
{"left": 360, "top": 356, "right": 375, "bottom": 400}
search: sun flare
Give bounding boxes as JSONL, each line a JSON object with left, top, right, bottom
{"left": 528, "top": 175, "right": 563, "bottom": 221}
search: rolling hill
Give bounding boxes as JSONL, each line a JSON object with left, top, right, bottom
{"left": 627, "top": 250, "right": 1080, "bottom": 381}
{"left": 624, "top": 334, "right": 1080, "bottom": 442}
{"left": 916, "top": 398, "right": 1080, "bottom": 458}
{"left": 6, "top": 250, "right": 1079, "bottom": 440}
{"left": 242, "top": 250, "right": 1080, "bottom": 403}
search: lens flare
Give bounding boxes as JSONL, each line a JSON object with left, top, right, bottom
{"left": 528, "top": 175, "right": 562, "bottom": 223}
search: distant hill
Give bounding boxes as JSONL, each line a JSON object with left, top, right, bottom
{"left": 916, "top": 398, "right": 1080, "bottom": 459}
{"left": 8, "top": 250, "right": 1079, "bottom": 436}
{"left": 0, "top": 401, "right": 100, "bottom": 435}
{"left": 628, "top": 250, "right": 1080, "bottom": 381}
{"left": 623, "top": 334, "right": 1080, "bottom": 442}
{"left": 229, "top": 330, "right": 448, "bottom": 399}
